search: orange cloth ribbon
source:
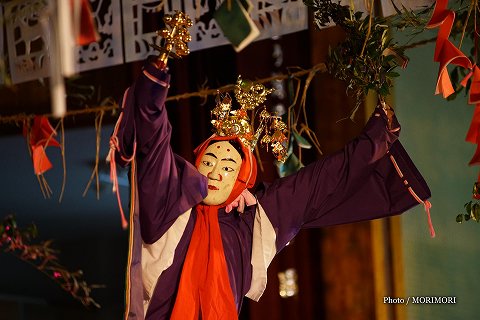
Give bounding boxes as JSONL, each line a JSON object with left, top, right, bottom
{"left": 23, "top": 116, "right": 60, "bottom": 175}
{"left": 426, "top": 0, "right": 472, "bottom": 98}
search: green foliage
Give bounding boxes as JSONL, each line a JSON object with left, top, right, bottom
{"left": 387, "top": 1, "right": 434, "bottom": 32}
{"left": 456, "top": 182, "right": 480, "bottom": 224}
{"left": 304, "top": 0, "right": 409, "bottom": 119}
{"left": 456, "top": 200, "right": 480, "bottom": 223}
{"left": 303, "top": 0, "right": 351, "bottom": 28}
{"left": 327, "top": 17, "right": 404, "bottom": 109}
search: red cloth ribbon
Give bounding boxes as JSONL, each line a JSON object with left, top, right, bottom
{"left": 23, "top": 116, "right": 60, "bottom": 175}
{"left": 170, "top": 203, "right": 239, "bottom": 320}
{"left": 462, "top": 66, "right": 480, "bottom": 165}
{"left": 461, "top": 65, "right": 480, "bottom": 105}
{"left": 72, "top": 0, "right": 99, "bottom": 46}
{"left": 171, "top": 135, "right": 257, "bottom": 319}
{"left": 426, "top": 1, "right": 480, "bottom": 169}
{"left": 426, "top": 0, "right": 472, "bottom": 98}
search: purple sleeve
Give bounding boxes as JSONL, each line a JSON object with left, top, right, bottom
{"left": 257, "top": 108, "right": 430, "bottom": 251}
{"left": 114, "top": 62, "right": 207, "bottom": 244}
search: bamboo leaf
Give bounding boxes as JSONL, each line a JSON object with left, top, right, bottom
{"left": 293, "top": 131, "right": 312, "bottom": 149}
{"left": 465, "top": 201, "right": 472, "bottom": 214}
{"left": 386, "top": 71, "right": 400, "bottom": 78}
{"left": 472, "top": 203, "right": 480, "bottom": 221}
{"left": 456, "top": 213, "right": 464, "bottom": 223}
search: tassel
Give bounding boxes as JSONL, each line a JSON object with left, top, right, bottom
{"left": 406, "top": 186, "right": 436, "bottom": 238}
{"left": 424, "top": 200, "right": 435, "bottom": 238}
{"left": 390, "top": 155, "right": 436, "bottom": 238}
{"left": 106, "top": 92, "right": 136, "bottom": 230}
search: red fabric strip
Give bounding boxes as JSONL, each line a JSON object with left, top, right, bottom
{"left": 171, "top": 136, "right": 257, "bottom": 319}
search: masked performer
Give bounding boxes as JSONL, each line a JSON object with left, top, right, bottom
{"left": 108, "top": 56, "right": 431, "bottom": 319}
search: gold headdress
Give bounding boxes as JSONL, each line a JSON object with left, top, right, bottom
{"left": 211, "top": 77, "right": 288, "bottom": 162}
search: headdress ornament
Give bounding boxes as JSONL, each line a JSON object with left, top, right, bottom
{"left": 210, "top": 76, "right": 288, "bottom": 162}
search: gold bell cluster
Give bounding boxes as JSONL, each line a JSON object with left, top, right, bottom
{"left": 211, "top": 77, "right": 288, "bottom": 162}
{"left": 150, "top": 11, "right": 193, "bottom": 65}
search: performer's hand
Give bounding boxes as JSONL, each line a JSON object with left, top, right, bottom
{"left": 152, "top": 58, "right": 167, "bottom": 70}
{"left": 225, "top": 189, "right": 256, "bottom": 213}
{"left": 380, "top": 101, "right": 394, "bottom": 129}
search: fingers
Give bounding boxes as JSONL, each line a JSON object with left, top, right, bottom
{"left": 238, "top": 196, "right": 245, "bottom": 213}
{"left": 225, "top": 189, "right": 257, "bottom": 214}
{"left": 379, "top": 101, "right": 395, "bottom": 129}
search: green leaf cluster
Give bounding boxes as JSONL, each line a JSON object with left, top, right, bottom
{"left": 304, "top": 0, "right": 407, "bottom": 115}
{"left": 456, "top": 200, "right": 480, "bottom": 223}
{"left": 327, "top": 16, "right": 403, "bottom": 101}
{"left": 303, "top": 0, "right": 351, "bottom": 28}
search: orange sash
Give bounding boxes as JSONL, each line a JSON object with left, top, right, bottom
{"left": 171, "top": 136, "right": 257, "bottom": 319}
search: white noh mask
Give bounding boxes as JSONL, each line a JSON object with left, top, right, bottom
{"left": 197, "top": 141, "right": 242, "bottom": 205}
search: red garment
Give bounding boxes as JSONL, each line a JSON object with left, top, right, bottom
{"left": 171, "top": 135, "right": 256, "bottom": 319}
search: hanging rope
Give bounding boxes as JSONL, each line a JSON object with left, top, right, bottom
{"left": 82, "top": 110, "right": 105, "bottom": 199}
{"left": 0, "top": 63, "right": 327, "bottom": 124}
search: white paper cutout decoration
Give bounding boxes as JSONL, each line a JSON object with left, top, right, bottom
{"left": 251, "top": 0, "right": 308, "bottom": 42}
{"left": 77, "top": 0, "right": 123, "bottom": 72}
{"left": 4, "top": 0, "right": 308, "bottom": 82}
{"left": 122, "top": 0, "right": 308, "bottom": 63}
{"left": 5, "top": 0, "right": 50, "bottom": 84}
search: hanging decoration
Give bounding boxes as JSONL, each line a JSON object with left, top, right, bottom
{"left": 3, "top": 0, "right": 51, "bottom": 84}
{"left": 122, "top": 0, "right": 307, "bottom": 62}
{"left": 420, "top": 0, "right": 480, "bottom": 222}
{"left": 2, "top": 0, "right": 123, "bottom": 85}
{"left": 22, "top": 116, "right": 66, "bottom": 200}
{"left": 0, "top": 214, "right": 103, "bottom": 307}
{"left": 425, "top": 0, "right": 472, "bottom": 98}
{"left": 213, "top": 0, "right": 260, "bottom": 52}
{"left": 0, "top": 0, "right": 308, "bottom": 84}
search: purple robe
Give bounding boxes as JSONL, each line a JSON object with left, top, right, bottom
{"left": 112, "top": 62, "right": 431, "bottom": 320}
